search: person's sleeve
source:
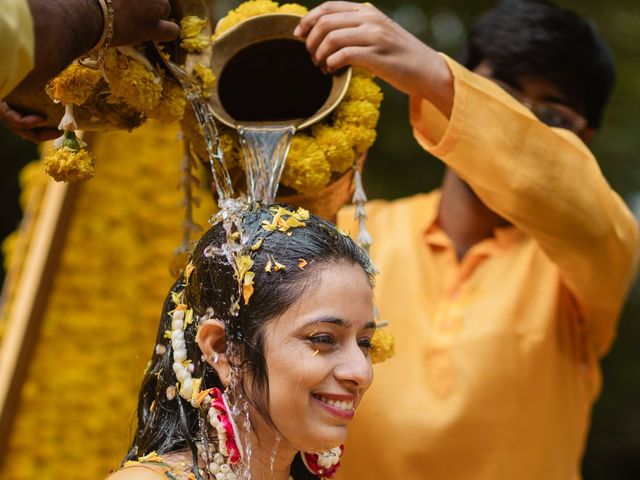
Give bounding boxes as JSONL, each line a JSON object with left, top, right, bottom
{"left": 410, "top": 54, "right": 640, "bottom": 357}
{"left": 0, "top": 0, "right": 35, "bottom": 98}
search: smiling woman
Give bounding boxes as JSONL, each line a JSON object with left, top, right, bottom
{"left": 107, "top": 203, "right": 376, "bottom": 480}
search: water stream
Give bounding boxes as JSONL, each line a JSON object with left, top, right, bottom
{"left": 164, "top": 59, "right": 235, "bottom": 201}
{"left": 238, "top": 126, "right": 296, "bottom": 204}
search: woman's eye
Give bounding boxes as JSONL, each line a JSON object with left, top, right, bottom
{"left": 358, "top": 337, "right": 373, "bottom": 351}
{"left": 308, "top": 334, "right": 335, "bottom": 345}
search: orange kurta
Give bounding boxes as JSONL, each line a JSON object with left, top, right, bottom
{"left": 338, "top": 56, "right": 639, "bottom": 479}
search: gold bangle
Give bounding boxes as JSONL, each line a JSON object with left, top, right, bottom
{"left": 85, "top": 0, "right": 114, "bottom": 64}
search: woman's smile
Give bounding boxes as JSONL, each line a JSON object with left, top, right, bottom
{"left": 312, "top": 393, "right": 357, "bottom": 420}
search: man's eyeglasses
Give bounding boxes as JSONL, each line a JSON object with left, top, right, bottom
{"left": 488, "top": 77, "right": 588, "bottom": 135}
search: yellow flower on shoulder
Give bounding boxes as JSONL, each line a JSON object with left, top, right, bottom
{"left": 370, "top": 327, "right": 395, "bottom": 364}
{"left": 43, "top": 132, "right": 96, "bottom": 182}
{"left": 45, "top": 62, "right": 102, "bottom": 105}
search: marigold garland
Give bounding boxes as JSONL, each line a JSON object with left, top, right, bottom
{"left": 43, "top": 45, "right": 212, "bottom": 183}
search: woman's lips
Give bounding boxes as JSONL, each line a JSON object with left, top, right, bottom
{"left": 312, "top": 394, "right": 356, "bottom": 420}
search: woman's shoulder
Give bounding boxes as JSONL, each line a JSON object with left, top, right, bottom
{"left": 107, "top": 452, "right": 194, "bottom": 480}
{"left": 107, "top": 463, "right": 169, "bottom": 479}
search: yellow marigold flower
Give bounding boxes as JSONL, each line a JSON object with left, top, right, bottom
{"left": 181, "top": 16, "right": 208, "bottom": 38}
{"left": 279, "top": 3, "right": 308, "bottom": 15}
{"left": 147, "top": 80, "right": 187, "bottom": 123}
{"left": 180, "top": 36, "right": 210, "bottom": 53}
{"left": 192, "top": 63, "right": 216, "bottom": 97}
{"left": 214, "top": 0, "right": 280, "bottom": 37}
{"left": 370, "top": 327, "right": 395, "bottom": 364}
{"left": 336, "top": 122, "right": 377, "bottom": 154}
{"left": 345, "top": 76, "right": 383, "bottom": 109}
{"left": 280, "top": 135, "right": 331, "bottom": 194}
{"left": 334, "top": 100, "right": 380, "bottom": 129}
{"left": 104, "top": 50, "right": 163, "bottom": 113}
{"left": 45, "top": 62, "right": 102, "bottom": 105}
{"left": 44, "top": 147, "right": 95, "bottom": 182}
{"left": 311, "top": 124, "right": 356, "bottom": 174}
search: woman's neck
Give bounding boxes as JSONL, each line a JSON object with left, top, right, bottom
{"left": 244, "top": 429, "right": 297, "bottom": 480}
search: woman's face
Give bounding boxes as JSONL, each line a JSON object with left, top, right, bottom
{"left": 261, "top": 262, "right": 375, "bottom": 452}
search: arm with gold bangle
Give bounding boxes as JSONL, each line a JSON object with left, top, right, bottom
{"left": 2, "top": 0, "right": 180, "bottom": 142}
{"left": 14, "top": 0, "right": 179, "bottom": 90}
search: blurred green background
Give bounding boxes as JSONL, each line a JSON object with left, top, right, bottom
{"left": 1, "top": 0, "right": 638, "bottom": 477}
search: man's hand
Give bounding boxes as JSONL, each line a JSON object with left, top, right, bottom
{"left": 294, "top": 1, "right": 453, "bottom": 117}
{"left": 0, "top": 101, "right": 59, "bottom": 143}
{"left": 111, "top": 0, "right": 180, "bottom": 46}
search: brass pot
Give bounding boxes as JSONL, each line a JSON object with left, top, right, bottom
{"left": 209, "top": 13, "right": 351, "bottom": 131}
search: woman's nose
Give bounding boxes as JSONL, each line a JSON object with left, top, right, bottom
{"left": 334, "top": 343, "right": 374, "bottom": 389}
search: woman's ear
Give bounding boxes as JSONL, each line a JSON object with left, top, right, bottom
{"left": 197, "top": 319, "right": 231, "bottom": 386}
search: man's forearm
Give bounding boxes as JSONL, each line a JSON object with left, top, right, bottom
{"left": 20, "top": 0, "right": 103, "bottom": 88}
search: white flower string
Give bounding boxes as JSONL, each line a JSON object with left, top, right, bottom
{"left": 352, "top": 163, "right": 373, "bottom": 254}
{"left": 169, "top": 289, "right": 200, "bottom": 402}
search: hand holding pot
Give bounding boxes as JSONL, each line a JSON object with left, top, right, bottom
{"left": 294, "top": 1, "right": 453, "bottom": 117}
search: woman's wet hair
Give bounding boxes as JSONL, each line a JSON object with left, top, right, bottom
{"left": 459, "top": 0, "right": 615, "bottom": 128}
{"left": 124, "top": 204, "right": 374, "bottom": 478}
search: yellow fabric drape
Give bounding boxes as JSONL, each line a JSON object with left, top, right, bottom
{"left": 0, "top": 0, "right": 34, "bottom": 98}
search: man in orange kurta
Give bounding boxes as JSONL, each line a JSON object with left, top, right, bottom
{"left": 296, "top": 1, "right": 639, "bottom": 478}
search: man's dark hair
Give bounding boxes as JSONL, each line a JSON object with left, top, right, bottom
{"left": 459, "top": 0, "right": 615, "bottom": 128}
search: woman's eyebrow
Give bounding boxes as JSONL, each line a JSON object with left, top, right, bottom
{"left": 304, "top": 317, "right": 377, "bottom": 330}
{"left": 305, "top": 316, "right": 347, "bottom": 327}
